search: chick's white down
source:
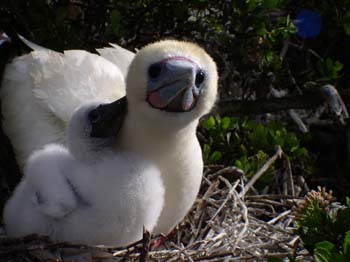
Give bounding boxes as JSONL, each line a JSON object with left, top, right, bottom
{"left": 4, "top": 102, "right": 164, "bottom": 246}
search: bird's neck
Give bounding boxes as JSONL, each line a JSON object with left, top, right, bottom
{"left": 117, "top": 111, "right": 199, "bottom": 159}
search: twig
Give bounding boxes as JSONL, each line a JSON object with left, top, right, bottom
{"left": 241, "top": 146, "right": 283, "bottom": 196}
{"left": 267, "top": 210, "right": 292, "bottom": 225}
{"left": 320, "top": 84, "right": 349, "bottom": 124}
{"left": 207, "top": 166, "right": 244, "bottom": 181}
{"left": 208, "top": 179, "right": 239, "bottom": 223}
{"left": 282, "top": 153, "right": 295, "bottom": 196}
{"left": 270, "top": 87, "right": 308, "bottom": 133}
{"left": 139, "top": 227, "right": 151, "bottom": 262}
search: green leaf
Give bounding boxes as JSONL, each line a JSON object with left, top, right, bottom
{"left": 324, "top": 58, "right": 343, "bottom": 79}
{"left": 330, "top": 253, "right": 346, "bottom": 262}
{"left": 333, "top": 61, "right": 343, "bottom": 73}
{"left": 314, "top": 241, "right": 336, "bottom": 262}
{"left": 346, "top": 197, "right": 350, "bottom": 208}
{"left": 263, "top": 0, "right": 279, "bottom": 10}
{"left": 343, "top": 231, "right": 350, "bottom": 255}
{"left": 220, "top": 117, "right": 231, "bottom": 131}
{"left": 203, "top": 144, "right": 211, "bottom": 161}
{"left": 234, "top": 159, "right": 243, "bottom": 169}
{"left": 264, "top": 50, "right": 274, "bottom": 64}
{"left": 335, "top": 208, "right": 350, "bottom": 235}
{"left": 210, "top": 151, "right": 222, "bottom": 162}
{"left": 202, "top": 116, "right": 216, "bottom": 130}
{"left": 247, "top": 0, "right": 259, "bottom": 12}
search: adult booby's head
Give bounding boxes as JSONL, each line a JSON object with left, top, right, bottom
{"left": 67, "top": 97, "right": 127, "bottom": 162}
{"left": 126, "top": 40, "right": 218, "bottom": 128}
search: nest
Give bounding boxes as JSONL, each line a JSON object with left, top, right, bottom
{"left": 0, "top": 147, "right": 312, "bottom": 262}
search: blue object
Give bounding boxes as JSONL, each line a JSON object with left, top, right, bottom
{"left": 294, "top": 9, "right": 322, "bottom": 39}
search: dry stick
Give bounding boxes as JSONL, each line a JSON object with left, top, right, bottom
{"left": 231, "top": 183, "right": 249, "bottom": 252}
{"left": 139, "top": 227, "right": 151, "bottom": 262}
{"left": 267, "top": 210, "right": 292, "bottom": 225}
{"left": 208, "top": 179, "right": 240, "bottom": 223}
{"left": 245, "top": 194, "right": 302, "bottom": 200}
{"left": 190, "top": 180, "right": 220, "bottom": 243}
{"left": 241, "top": 146, "right": 283, "bottom": 197}
{"left": 270, "top": 87, "right": 308, "bottom": 133}
{"left": 289, "top": 236, "right": 301, "bottom": 261}
{"left": 279, "top": 39, "right": 290, "bottom": 60}
{"left": 170, "top": 242, "right": 195, "bottom": 262}
{"left": 248, "top": 215, "right": 292, "bottom": 235}
{"left": 288, "top": 109, "right": 309, "bottom": 133}
{"left": 321, "top": 84, "right": 350, "bottom": 121}
{"left": 282, "top": 153, "right": 295, "bottom": 196}
{"left": 207, "top": 166, "right": 244, "bottom": 181}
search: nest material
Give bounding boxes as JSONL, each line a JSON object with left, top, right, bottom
{"left": 0, "top": 148, "right": 313, "bottom": 262}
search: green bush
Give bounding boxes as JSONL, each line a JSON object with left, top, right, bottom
{"left": 201, "top": 115, "right": 313, "bottom": 183}
{"left": 295, "top": 189, "right": 350, "bottom": 262}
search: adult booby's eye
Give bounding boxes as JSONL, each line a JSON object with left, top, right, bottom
{"left": 88, "top": 108, "right": 101, "bottom": 123}
{"left": 195, "top": 70, "right": 205, "bottom": 87}
{"left": 148, "top": 63, "right": 162, "bottom": 79}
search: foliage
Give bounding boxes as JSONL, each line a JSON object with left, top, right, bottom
{"left": 1, "top": 0, "right": 349, "bottom": 92}
{"left": 201, "top": 115, "right": 312, "bottom": 183}
{"left": 295, "top": 188, "right": 350, "bottom": 261}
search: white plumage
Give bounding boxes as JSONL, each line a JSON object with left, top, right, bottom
{"left": 4, "top": 102, "right": 164, "bottom": 246}
{"left": 1, "top": 48, "right": 129, "bottom": 167}
{"left": 96, "top": 43, "right": 135, "bottom": 78}
{"left": 112, "top": 40, "right": 218, "bottom": 234}
{"left": 2, "top": 38, "right": 218, "bottom": 239}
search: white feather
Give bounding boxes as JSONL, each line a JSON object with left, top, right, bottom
{"left": 4, "top": 104, "right": 164, "bottom": 246}
{"left": 18, "top": 34, "right": 50, "bottom": 51}
{"left": 96, "top": 43, "right": 135, "bottom": 78}
{"left": 31, "top": 50, "right": 124, "bottom": 122}
{"left": 1, "top": 48, "right": 125, "bottom": 167}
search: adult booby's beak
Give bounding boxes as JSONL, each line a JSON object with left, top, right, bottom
{"left": 147, "top": 57, "right": 206, "bottom": 112}
{"left": 89, "top": 96, "right": 127, "bottom": 138}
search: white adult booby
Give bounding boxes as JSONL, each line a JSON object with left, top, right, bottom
{"left": 1, "top": 38, "right": 218, "bottom": 235}
{"left": 4, "top": 100, "right": 165, "bottom": 246}
{"left": 116, "top": 40, "right": 218, "bottom": 234}
{"left": 1, "top": 36, "right": 133, "bottom": 167}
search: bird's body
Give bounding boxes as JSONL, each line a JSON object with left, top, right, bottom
{"left": 4, "top": 102, "right": 164, "bottom": 246}
{"left": 2, "top": 38, "right": 218, "bottom": 239}
{"left": 1, "top": 48, "right": 129, "bottom": 167}
{"left": 118, "top": 116, "right": 203, "bottom": 233}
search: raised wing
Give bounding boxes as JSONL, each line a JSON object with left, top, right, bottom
{"left": 96, "top": 43, "right": 135, "bottom": 78}
{"left": 18, "top": 34, "right": 51, "bottom": 52}
{"left": 31, "top": 49, "right": 125, "bottom": 122}
{"left": 1, "top": 37, "right": 126, "bottom": 167}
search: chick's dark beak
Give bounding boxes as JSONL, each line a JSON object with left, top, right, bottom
{"left": 89, "top": 96, "right": 128, "bottom": 138}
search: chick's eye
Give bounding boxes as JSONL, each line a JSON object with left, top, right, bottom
{"left": 88, "top": 109, "right": 101, "bottom": 123}
{"left": 195, "top": 70, "right": 205, "bottom": 87}
{"left": 148, "top": 63, "right": 162, "bottom": 79}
